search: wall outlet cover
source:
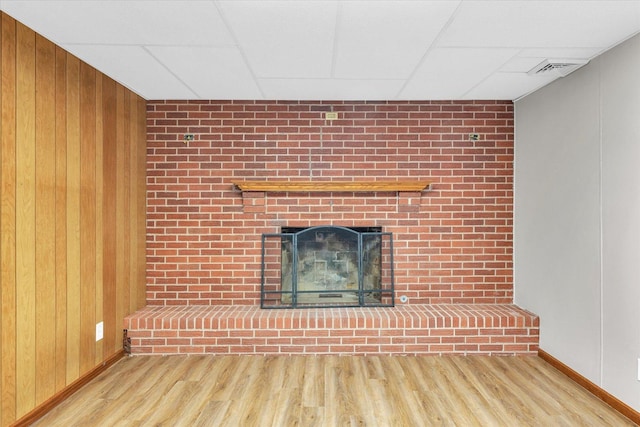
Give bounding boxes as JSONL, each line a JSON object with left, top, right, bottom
{"left": 96, "top": 321, "right": 104, "bottom": 341}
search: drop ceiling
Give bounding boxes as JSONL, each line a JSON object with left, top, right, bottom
{"left": 1, "top": 0, "right": 639, "bottom": 101}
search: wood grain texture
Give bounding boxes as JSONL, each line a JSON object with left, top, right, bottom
{"left": 1, "top": 13, "right": 17, "bottom": 427}
{"left": 130, "top": 95, "right": 146, "bottom": 312}
{"left": 31, "top": 355, "right": 637, "bottom": 427}
{"left": 135, "top": 97, "right": 147, "bottom": 310}
{"left": 79, "top": 61, "right": 97, "bottom": 375}
{"left": 11, "top": 351, "right": 124, "bottom": 427}
{"left": 120, "top": 89, "right": 131, "bottom": 319}
{"left": 0, "top": 16, "right": 3, "bottom": 425}
{"left": 34, "top": 33, "right": 56, "bottom": 406}
{"left": 539, "top": 349, "right": 640, "bottom": 425}
{"left": 101, "top": 75, "right": 117, "bottom": 358}
{"left": 94, "top": 73, "right": 104, "bottom": 366}
{"left": 0, "top": 12, "right": 147, "bottom": 426}
{"left": 15, "top": 21, "right": 37, "bottom": 418}
{"left": 65, "top": 52, "right": 81, "bottom": 385}
{"left": 54, "top": 45, "right": 68, "bottom": 394}
{"left": 233, "top": 180, "right": 431, "bottom": 192}
{"left": 115, "top": 84, "right": 128, "bottom": 353}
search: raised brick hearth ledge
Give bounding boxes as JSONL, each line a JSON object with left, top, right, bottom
{"left": 124, "top": 304, "right": 539, "bottom": 356}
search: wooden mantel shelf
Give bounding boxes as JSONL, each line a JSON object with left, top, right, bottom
{"left": 233, "top": 180, "right": 430, "bottom": 192}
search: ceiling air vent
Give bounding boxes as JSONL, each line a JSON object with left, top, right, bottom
{"left": 527, "top": 59, "right": 589, "bottom": 77}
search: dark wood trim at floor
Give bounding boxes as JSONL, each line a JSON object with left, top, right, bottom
{"left": 538, "top": 348, "right": 640, "bottom": 425}
{"left": 11, "top": 350, "right": 125, "bottom": 427}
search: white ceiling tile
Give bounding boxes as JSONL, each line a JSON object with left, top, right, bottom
{"left": 259, "top": 78, "right": 405, "bottom": 100}
{"left": 148, "top": 46, "right": 263, "bottom": 99}
{"left": 60, "top": 44, "right": 193, "bottom": 99}
{"left": 2, "top": 0, "right": 640, "bottom": 100}
{"left": 463, "top": 72, "right": 559, "bottom": 100}
{"left": 519, "top": 47, "right": 604, "bottom": 60}
{"left": 240, "top": 43, "right": 333, "bottom": 79}
{"left": 500, "top": 57, "right": 548, "bottom": 73}
{"left": 438, "top": 1, "right": 640, "bottom": 49}
{"left": 218, "top": 0, "right": 337, "bottom": 78}
{"left": 500, "top": 47, "right": 604, "bottom": 73}
{"left": 400, "top": 48, "right": 520, "bottom": 99}
{"left": 2, "top": 1, "right": 235, "bottom": 46}
{"left": 333, "top": 1, "right": 460, "bottom": 79}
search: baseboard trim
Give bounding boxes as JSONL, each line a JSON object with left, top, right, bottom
{"left": 11, "top": 350, "right": 125, "bottom": 427}
{"left": 538, "top": 349, "right": 640, "bottom": 425}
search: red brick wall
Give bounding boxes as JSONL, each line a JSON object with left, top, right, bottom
{"left": 146, "top": 100, "right": 514, "bottom": 306}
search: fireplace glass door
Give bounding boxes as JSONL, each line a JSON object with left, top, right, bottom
{"left": 261, "top": 226, "right": 394, "bottom": 308}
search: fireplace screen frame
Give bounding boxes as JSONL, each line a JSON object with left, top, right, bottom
{"left": 260, "top": 225, "right": 395, "bottom": 309}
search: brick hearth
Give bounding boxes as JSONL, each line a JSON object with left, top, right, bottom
{"left": 124, "top": 304, "right": 538, "bottom": 356}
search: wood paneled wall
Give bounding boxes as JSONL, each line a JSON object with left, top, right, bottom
{"left": 0, "top": 13, "right": 147, "bottom": 426}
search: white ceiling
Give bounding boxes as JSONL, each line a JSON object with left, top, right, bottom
{"left": 1, "top": 0, "right": 639, "bottom": 101}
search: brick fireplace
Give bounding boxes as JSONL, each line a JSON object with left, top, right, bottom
{"left": 145, "top": 100, "right": 515, "bottom": 306}
{"left": 125, "top": 100, "right": 538, "bottom": 355}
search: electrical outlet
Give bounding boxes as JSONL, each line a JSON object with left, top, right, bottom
{"left": 96, "top": 322, "right": 104, "bottom": 342}
{"left": 637, "top": 358, "right": 640, "bottom": 381}
{"left": 324, "top": 112, "right": 338, "bottom": 120}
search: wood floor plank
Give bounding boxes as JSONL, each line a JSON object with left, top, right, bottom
{"left": 484, "top": 356, "right": 558, "bottom": 417}
{"left": 519, "top": 356, "right": 629, "bottom": 426}
{"left": 271, "top": 357, "right": 305, "bottom": 427}
{"left": 445, "top": 356, "right": 523, "bottom": 424}
{"left": 377, "top": 357, "right": 427, "bottom": 426}
{"left": 423, "top": 356, "right": 487, "bottom": 425}
{"left": 400, "top": 357, "right": 451, "bottom": 424}
{"left": 122, "top": 356, "right": 196, "bottom": 423}
{"left": 324, "top": 356, "right": 360, "bottom": 426}
{"left": 461, "top": 356, "right": 540, "bottom": 425}
{"left": 193, "top": 400, "right": 231, "bottom": 427}
{"left": 301, "top": 356, "right": 324, "bottom": 409}
{"left": 33, "top": 355, "right": 637, "bottom": 427}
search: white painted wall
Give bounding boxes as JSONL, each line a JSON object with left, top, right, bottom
{"left": 515, "top": 33, "right": 640, "bottom": 410}
{"left": 600, "top": 34, "right": 640, "bottom": 408}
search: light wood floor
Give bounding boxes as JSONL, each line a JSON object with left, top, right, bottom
{"left": 33, "top": 355, "right": 634, "bottom": 426}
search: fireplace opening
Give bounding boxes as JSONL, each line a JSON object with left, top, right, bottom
{"left": 260, "top": 226, "right": 394, "bottom": 309}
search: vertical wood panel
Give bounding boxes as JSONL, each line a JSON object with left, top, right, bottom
{"left": 115, "top": 85, "right": 126, "bottom": 351}
{"left": 34, "top": 33, "right": 56, "bottom": 405}
{"left": 137, "top": 98, "right": 147, "bottom": 309}
{"left": 0, "top": 13, "right": 147, "bottom": 425}
{"left": 79, "top": 62, "right": 96, "bottom": 374}
{"left": 129, "top": 95, "right": 139, "bottom": 313}
{"left": 0, "top": 16, "right": 2, "bottom": 424}
{"left": 15, "top": 22, "right": 36, "bottom": 418}
{"left": 0, "top": 13, "right": 17, "bottom": 426}
{"left": 122, "top": 89, "right": 131, "bottom": 313}
{"left": 101, "top": 76, "right": 117, "bottom": 356}
{"left": 127, "top": 97, "right": 138, "bottom": 311}
{"left": 95, "top": 74, "right": 104, "bottom": 364}
{"left": 54, "top": 45, "right": 68, "bottom": 394}
{"left": 65, "top": 54, "right": 81, "bottom": 384}
{"left": 0, "top": 16, "right": 6, "bottom": 425}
